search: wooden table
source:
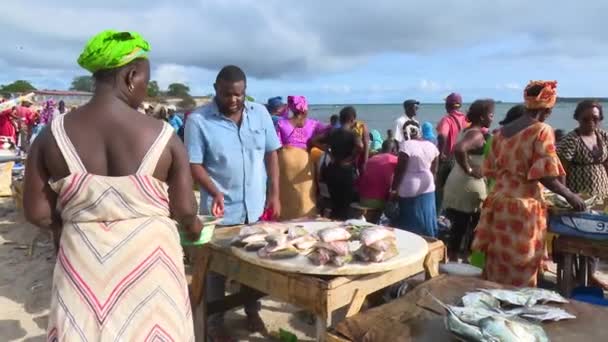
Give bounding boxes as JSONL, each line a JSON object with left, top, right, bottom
{"left": 327, "top": 275, "right": 608, "bottom": 342}
{"left": 553, "top": 235, "right": 608, "bottom": 296}
{"left": 185, "top": 225, "right": 446, "bottom": 342}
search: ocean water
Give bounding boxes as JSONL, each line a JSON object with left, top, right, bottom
{"left": 308, "top": 102, "right": 606, "bottom": 135}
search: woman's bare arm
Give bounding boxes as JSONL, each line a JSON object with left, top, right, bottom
{"left": 23, "top": 130, "right": 61, "bottom": 231}
{"left": 166, "top": 135, "right": 201, "bottom": 239}
{"left": 454, "top": 129, "right": 484, "bottom": 177}
{"left": 392, "top": 152, "right": 409, "bottom": 192}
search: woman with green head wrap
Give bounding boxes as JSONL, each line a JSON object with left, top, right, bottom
{"left": 23, "top": 30, "right": 198, "bottom": 340}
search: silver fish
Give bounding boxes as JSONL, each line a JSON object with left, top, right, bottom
{"left": 506, "top": 305, "right": 576, "bottom": 322}
{"left": 479, "top": 316, "right": 549, "bottom": 342}
{"left": 517, "top": 288, "right": 569, "bottom": 305}
{"left": 366, "top": 238, "right": 396, "bottom": 252}
{"left": 447, "top": 305, "right": 505, "bottom": 326}
{"left": 291, "top": 235, "right": 318, "bottom": 250}
{"left": 481, "top": 288, "right": 568, "bottom": 307}
{"left": 331, "top": 253, "right": 353, "bottom": 267}
{"left": 238, "top": 225, "right": 266, "bottom": 237}
{"left": 308, "top": 248, "right": 333, "bottom": 265}
{"left": 265, "top": 234, "right": 288, "bottom": 246}
{"left": 287, "top": 226, "right": 308, "bottom": 240}
{"left": 426, "top": 291, "right": 486, "bottom": 341}
{"left": 315, "top": 241, "right": 350, "bottom": 256}
{"left": 462, "top": 292, "right": 501, "bottom": 309}
{"left": 244, "top": 241, "right": 267, "bottom": 251}
{"left": 479, "top": 289, "right": 535, "bottom": 307}
{"left": 241, "top": 233, "right": 268, "bottom": 244}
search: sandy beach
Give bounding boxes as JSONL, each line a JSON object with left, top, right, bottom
{"left": 1, "top": 195, "right": 606, "bottom": 341}
{"left": 0, "top": 198, "right": 320, "bottom": 341}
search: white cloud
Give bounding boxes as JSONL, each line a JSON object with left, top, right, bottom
{"left": 2, "top": 0, "right": 608, "bottom": 80}
{"left": 418, "top": 79, "right": 442, "bottom": 92}
{"left": 153, "top": 64, "right": 189, "bottom": 89}
{"left": 494, "top": 82, "right": 522, "bottom": 91}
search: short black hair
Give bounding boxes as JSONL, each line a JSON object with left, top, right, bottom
{"left": 381, "top": 139, "right": 394, "bottom": 153}
{"left": 339, "top": 106, "right": 357, "bottom": 124}
{"left": 330, "top": 114, "right": 339, "bottom": 125}
{"left": 216, "top": 65, "right": 246, "bottom": 84}
{"left": 467, "top": 99, "right": 495, "bottom": 124}
{"left": 574, "top": 100, "right": 604, "bottom": 121}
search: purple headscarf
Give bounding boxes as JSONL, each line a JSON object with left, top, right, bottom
{"left": 287, "top": 95, "right": 308, "bottom": 115}
{"left": 40, "top": 99, "right": 57, "bottom": 124}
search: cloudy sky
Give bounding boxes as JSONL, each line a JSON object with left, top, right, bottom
{"left": 1, "top": 1, "right": 607, "bottom": 103}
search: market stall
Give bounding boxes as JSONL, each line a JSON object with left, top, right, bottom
{"left": 327, "top": 275, "right": 608, "bottom": 342}
{"left": 545, "top": 193, "right": 608, "bottom": 295}
{"left": 185, "top": 219, "right": 446, "bottom": 342}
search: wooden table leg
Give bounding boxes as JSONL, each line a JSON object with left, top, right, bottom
{"left": 562, "top": 253, "right": 573, "bottom": 297}
{"left": 316, "top": 313, "right": 330, "bottom": 342}
{"left": 345, "top": 289, "right": 367, "bottom": 318}
{"left": 188, "top": 246, "right": 211, "bottom": 342}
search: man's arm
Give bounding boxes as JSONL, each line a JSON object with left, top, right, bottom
{"left": 362, "top": 123, "right": 370, "bottom": 165}
{"left": 436, "top": 118, "right": 449, "bottom": 158}
{"left": 265, "top": 151, "right": 280, "bottom": 211}
{"left": 184, "top": 114, "right": 224, "bottom": 217}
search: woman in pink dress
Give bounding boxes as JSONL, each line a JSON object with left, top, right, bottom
{"left": 275, "top": 96, "right": 328, "bottom": 219}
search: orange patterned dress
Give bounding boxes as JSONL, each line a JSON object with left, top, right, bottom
{"left": 472, "top": 122, "right": 564, "bottom": 287}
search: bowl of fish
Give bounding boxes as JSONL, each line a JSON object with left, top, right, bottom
{"left": 439, "top": 262, "right": 483, "bottom": 277}
{"left": 179, "top": 215, "right": 222, "bottom": 246}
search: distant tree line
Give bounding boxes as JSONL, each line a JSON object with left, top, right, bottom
{"left": 1, "top": 77, "right": 198, "bottom": 109}
{"left": 69, "top": 76, "right": 197, "bottom": 108}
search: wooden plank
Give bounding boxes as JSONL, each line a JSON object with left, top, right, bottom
{"left": 326, "top": 259, "right": 425, "bottom": 311}
{"left": 187, "top": 246, "right": 212, "bottom": 342}
{"left": 345, "top": 289, "right": 367, "bottom": 318}
{"left": 561, "top": 253, "right": 574, "bottom": 297}
{"left": 208, "top": 248, "right": 329, "bottom": 314}
{"left": 553, "top": 236, "right": 608, "bottom": 259}
{"left": 326, "top": 332, "right": 351, "bottom": 342}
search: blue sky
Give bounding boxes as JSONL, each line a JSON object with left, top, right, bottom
{"left": 1, "top": 1, "right": 608, "bottom": 104}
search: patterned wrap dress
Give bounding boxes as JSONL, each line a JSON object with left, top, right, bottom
{"left": 472, "top": 122, "right": 564, "bottom": 287}
{"left": 47, "top": 116, "right": 194, "bottom": 341}
{"left": 557, "top": 129, "right": 608, "bottom": 197}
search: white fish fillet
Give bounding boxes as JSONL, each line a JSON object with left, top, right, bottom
{"left": 360, "top": 227, "right": 396, "bottom": 246}
{"left": 317, "top": 227, "right": 351, "bottom": 242}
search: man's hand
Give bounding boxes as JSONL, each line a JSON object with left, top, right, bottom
{"left": 211, "top": 193, "right": 225, "bottom": 217}
{"left": 266, "top": 193, "right": 281, "bottom": 220}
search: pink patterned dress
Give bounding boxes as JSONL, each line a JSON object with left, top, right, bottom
{"left": 46, "top": 115, "right": 193, "bottom": 341}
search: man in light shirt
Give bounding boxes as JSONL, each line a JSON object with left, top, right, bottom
{"left": 393, "top": 99, "right": 420, "bottom": 143}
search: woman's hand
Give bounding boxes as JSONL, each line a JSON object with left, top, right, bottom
{"left": 566, "top": 192, "right": 586, "bottom": 212}
{"left": 185, "top": 217, "right": 203, "bottom": 242}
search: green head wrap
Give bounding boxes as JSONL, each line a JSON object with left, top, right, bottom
{"left": 78, "top": 30, "right": 151, "bottom": 74}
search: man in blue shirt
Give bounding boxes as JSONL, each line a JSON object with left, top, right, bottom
{"left": 166, "top": 104, "right": 183, "bottom": 132}
{"left": 185, "top": 65, "right": 280, "bottom": 339}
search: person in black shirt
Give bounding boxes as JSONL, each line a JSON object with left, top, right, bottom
{"left": 310, "top": 107, "right": 363, "bottom": 219}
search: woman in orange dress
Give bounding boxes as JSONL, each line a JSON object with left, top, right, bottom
{"left": 472, "top": 81, "right": 586, "bottom": 287}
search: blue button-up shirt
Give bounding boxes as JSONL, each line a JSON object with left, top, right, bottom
{"left": 185, "top": 100, "right": 281, "bottom": 225}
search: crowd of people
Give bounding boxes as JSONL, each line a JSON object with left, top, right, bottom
{"left": 17, "top": 29, "right": 608, "bottom": 341}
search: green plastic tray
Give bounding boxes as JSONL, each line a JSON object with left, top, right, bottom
{"left": 180, "top": 215, "right": 221, "bottom": 246}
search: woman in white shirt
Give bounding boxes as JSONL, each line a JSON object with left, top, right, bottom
{"left": 391, "top": 121, "right": 440, "bottom": 237}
